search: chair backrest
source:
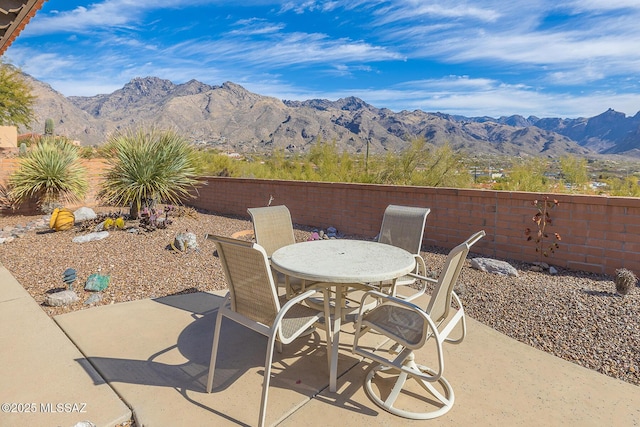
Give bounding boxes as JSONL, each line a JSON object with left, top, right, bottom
{"left": 377, "top": 205, "right": 430, "bottom": 255}
{"left": 247, "top": 205, "right": 296, "bottom": 257}
{"left": 210, "top": 235, "right": 281, "bottom": 326}
{"left": 426, "top": 231, "right": 485, "bottom": 323}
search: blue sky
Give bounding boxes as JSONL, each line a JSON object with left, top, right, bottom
{"left": 5, "top": 0, "right": 640, "bottom": 118}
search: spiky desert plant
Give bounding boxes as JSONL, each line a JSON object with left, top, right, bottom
{"left": 98, "top": 127, "right": 201, "bottom": 219}
{"left": 8, "top": 138, "right": 88, "bottom": 211}
{"left": 0, "top": 183, "right": 18, "bottom": 211}
{"left": 615, "top": 268, "right": 637, "bottom": 296}
{"left": 44, "top": 118, "right": 54, "bottom": 135}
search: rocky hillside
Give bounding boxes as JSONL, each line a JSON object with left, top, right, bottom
{"left": 18, "top": 73, "right": 640, "bottom": 157}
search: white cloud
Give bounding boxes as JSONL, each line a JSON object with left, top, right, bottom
{"left": 567, "top": 0, "right": 640, "bottom": 12}
{"left": 172, "top": 32, "right": 403, "bottom": 68}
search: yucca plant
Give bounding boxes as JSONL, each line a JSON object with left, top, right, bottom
{"left": 0, "top": 183, "right": 18, "bottom": 211}
{"left": 8, "top": 138, "right": 88, "bottom": 211}
{"left": 98, "top": 127, "right": 201, "bottom": 218}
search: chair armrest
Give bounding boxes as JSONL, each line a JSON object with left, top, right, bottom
{"left": 273, "top": 289, "right": 324, "bottom": 344}
{"left": 406, "top": 272, "right": 438, "bottom": 285}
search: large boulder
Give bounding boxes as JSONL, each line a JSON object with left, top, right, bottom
{"left": 470, "top": 258, "right": 519, "bottom": 277}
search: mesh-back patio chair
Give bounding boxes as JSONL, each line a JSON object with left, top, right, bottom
{"left": 377, "top": 204, "right": 431, "bottom": 299}
{"left": 205, "top": 235, "right": 325, "bottom": 427}
{"left": 352, "top": 230, "right": 485, "bottom": 420}
{"left": 248, "top": 205, "right": 308, "bottom": 298}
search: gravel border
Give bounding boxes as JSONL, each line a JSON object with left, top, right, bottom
{"left": 0, "top": 207, "right": 638, "bottom": 388}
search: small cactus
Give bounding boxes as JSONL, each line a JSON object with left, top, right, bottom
{"left": 44, "top": 118, "right": 54, "bottom": 135}
{"left": 615, "top": 268, "right": 637, "bottom": 296}
{"left": 18, "top": 142, "right": 27, "bottom": 156}
{"left": 103, "top": 217, "right": 114, "bottom": 230}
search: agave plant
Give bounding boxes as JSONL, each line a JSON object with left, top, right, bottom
{"left": 8, "top": 138, "right": 88, "bottom": 211}
{"left": 98, "top": 127, "right": 201, "bottom": 218}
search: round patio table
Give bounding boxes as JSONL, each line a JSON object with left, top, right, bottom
{"left": 271, "top": 239, "right": 416, "bottom": 392}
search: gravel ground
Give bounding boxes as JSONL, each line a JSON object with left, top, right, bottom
{"left": 0, "top": 207, "right": 638, "bottom": 389}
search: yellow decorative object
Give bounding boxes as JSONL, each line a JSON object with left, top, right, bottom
{"left": 114, "top": 217, "right": 125, "bottom": 229}
{"left": 103, "top": 218, "right": 114, "bottom": 230}
{"left": 49, "top": 208, "right": 75, "bottom": 231}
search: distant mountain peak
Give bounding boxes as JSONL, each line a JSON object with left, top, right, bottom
{"left": 19, "top": 73, "right": 640, "bottom": 157}
{"left": 123, "top": 76, "right": 176, "bottom": 96}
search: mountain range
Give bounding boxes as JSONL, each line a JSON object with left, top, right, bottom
{"left": 19, "top": 73, "right": 640, "bottom": 158}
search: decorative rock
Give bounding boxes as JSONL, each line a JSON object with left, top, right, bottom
{"left": 72, "top": 231, "right": 109, "bottom": 243}
{"left": 63, "top": 268, "right": 77, "bottom": 289}
{"left": 44, "top": 290, "right": 79, "bottom": 306}
{"left": 73, "top": 207, "right": 97, "bottom": 222}
{"left": 84, "top": 293, "right": 103, "bottom": 305}
{"left": 308, "top": 232, "right": 321, "bottom": 241}
{"left": 85, "top": 273, "right": 110, "bottom": 292}
{"left": 533, "top": 262, "right": 550, "bottom": 269}
{"left": 549, "top": 266, "right": 558, "bottom": 275}
{"left": 326, "top": 226, "right": 338, "bottom": 238}
{"left": 49, "top": 208, "right": 75, "bottom": 231}
{"left": 173, "top": 231, "right": 198, "bottom": 252}
{"left": 471, "top": 258, "right": 519, "bottom": 277}
{"left": 72, "top": 421, "right": 96, "bottom": 427}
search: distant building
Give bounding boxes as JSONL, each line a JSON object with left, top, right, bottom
{"left": 0, "top": 126, "right": 17, "bottom": 148}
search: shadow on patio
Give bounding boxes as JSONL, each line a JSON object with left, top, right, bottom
{"left": 53, "top": 290, "right": 640, "bottom": 427}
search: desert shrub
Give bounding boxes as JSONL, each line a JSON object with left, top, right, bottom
{"left": 8, "top": 138, "right": 88, "bottom": 211}
{"left": 98, "top": 127, "right": 201, "bottom": 218}
{"left": 495, "top": 157, "right": 552, "bottom": 192}
{"left": 615, "top": 268, "right": 637, "bottom": 296}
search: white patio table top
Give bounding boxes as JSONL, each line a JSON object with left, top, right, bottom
{"left": 271, "top": 239, "right": 416, "bottom": 392}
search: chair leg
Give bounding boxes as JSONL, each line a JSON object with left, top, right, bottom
{"left": 258, "top": 333, "right": 278, "bottom": 427}
{"left": 363, "top": 354, "right": 455, "bottom": 420}
{"left": 206, "top": 310, "right": 225, "bottom": 393}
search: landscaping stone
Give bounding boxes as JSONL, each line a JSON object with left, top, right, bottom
{"left": 85, "top": 273, "right": 110, "bottom": 292}
{"left": 84, "top": 293, "right": 103, "bottom": 305}
{"left": 44, "top": 290, "right": 79, "bottom": 306}
{"left": 72, "top": 231, "right": 109, "bottom": 243}
{"left": 173, "top": 231, "right": 198, "bottom": 252}
{"left": 471, "top": 257, "right": 519, "bottom": 277}
{"left": 73, "top": 207, "right": 97, "bottom": 222}
{"left": 326, "top": 226, "right": 338, "bottom": 238}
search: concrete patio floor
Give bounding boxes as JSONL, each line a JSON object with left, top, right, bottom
{"left": 1, "top": 264, "right": 639, "bottom": 426}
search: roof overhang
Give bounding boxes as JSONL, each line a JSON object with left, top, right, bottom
{"left": 0, "top": 0, "right": 47, "bottom": 56}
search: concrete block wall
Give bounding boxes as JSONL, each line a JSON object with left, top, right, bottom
{"left": 189, "top": 177, "right": 640, "bottom": 275}
{"left": 1, "top": 156, "right": 638, "bottom": 275}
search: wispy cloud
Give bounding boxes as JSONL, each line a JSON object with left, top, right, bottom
{"left": 172, "top": 32, "right": 403, "bottom": 68}
{"left": 7, "top": 1, "right": 640, "bottom": 117}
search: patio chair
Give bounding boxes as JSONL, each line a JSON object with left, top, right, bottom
{"left": 376, "top": 204, "right": 431, "bottom": 299}
{"left": 352, "top": 230, "right": 485, "bottom": 420}
{"left": 205, "top": 235, "right": 325, "bottom": 427}
{"left": 248, "top": 205, "right": 308, "bottom": 298}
